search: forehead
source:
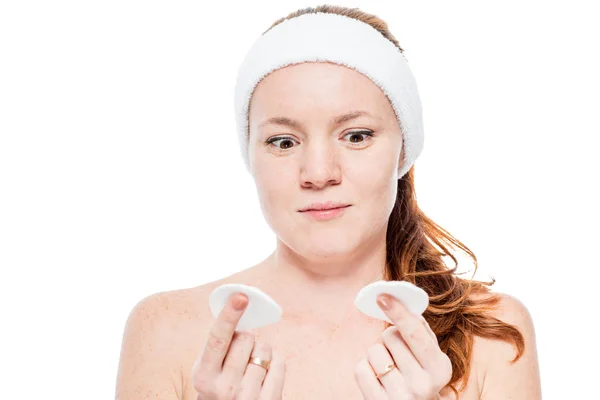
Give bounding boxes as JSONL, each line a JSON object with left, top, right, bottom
{"left": 248, "top": 62, "right": 394, "bottom": 121}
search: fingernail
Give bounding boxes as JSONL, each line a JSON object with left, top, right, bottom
{"left": 232, "top": 294, "right": 248, "bottom": 310}
{"left": 377, "top": 294, "right": 392, "bottom": 310}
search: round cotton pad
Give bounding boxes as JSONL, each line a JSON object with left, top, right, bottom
{"left": 209, "top": 283, "right": 283, "bottom": 331}
{"left": 355, "top": 280, "right": 429, "bottom": 322}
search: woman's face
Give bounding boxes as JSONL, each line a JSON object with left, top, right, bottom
{"left": 247, "top": 62, "right": 403, "bottom": 259}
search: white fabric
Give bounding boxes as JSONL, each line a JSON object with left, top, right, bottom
{"left": 233, "top": 12, "right": 424, "bottom": 178}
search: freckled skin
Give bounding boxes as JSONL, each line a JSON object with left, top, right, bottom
{"left": 247, "top": 62, "right": 404, "bottom": 264}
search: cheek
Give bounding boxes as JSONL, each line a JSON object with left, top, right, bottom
{"left": 254, "top": 169, "right": 295, "bottom": 223}
{"left": 352, "top": 152, "right": 398, "bottom": 204}
{"left": 363, "top": 177, "right": 398, "bottom": 222}
{"left": 348, "top": 167, "right": 398, "bottom": 231}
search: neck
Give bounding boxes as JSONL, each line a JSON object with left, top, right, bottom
{"left": 259, "top": 230, "right": 387, "bottom": 321}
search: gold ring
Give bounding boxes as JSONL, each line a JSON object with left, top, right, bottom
{"left": 248, "top": 357, "right": 270, "bottom": 371}
{"left": 375, "top": 363, "right": 397, "bottom": 379}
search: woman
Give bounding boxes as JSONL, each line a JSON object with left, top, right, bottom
{"left": 116, "top": 5, "right": 541, "bottom": 400}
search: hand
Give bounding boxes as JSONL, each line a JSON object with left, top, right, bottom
{"left": 354, "top": 294, "right": 452, "bottom": 400}
{"left": 191, "top": 292, "right": 286, "bottom": 399}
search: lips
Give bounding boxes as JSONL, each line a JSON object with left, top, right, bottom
{"left": 298, "top": 202, "right": 351, "bottom": 212}
{"left": 298, "top": 202, "right": 351, "bottom": 221}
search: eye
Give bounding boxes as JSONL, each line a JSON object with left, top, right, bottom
{"left": 343, "top": 130, "right": 373, "bottom": 144}
{"left": 266, "top": 136, "right": 298, "bottom": 150}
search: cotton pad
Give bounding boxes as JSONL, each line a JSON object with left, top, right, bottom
{"left": 355, "top": 280, "right": 429, "bottom": 322}
{"left": 209, "top": 283, "right": 283, "bottom": 331}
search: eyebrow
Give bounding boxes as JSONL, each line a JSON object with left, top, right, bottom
{"left": 258, "top": 110, "right": 377, "bottom": 130}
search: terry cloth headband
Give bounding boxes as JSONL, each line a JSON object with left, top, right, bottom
{"left": 233, "top": 12, "right": 424, "bottom": 179}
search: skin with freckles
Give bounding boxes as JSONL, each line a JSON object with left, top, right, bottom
{"left": 247, "top": 61, "right": 403, "bottom": 268}
{"left": 115, "top": 60, "right": 540, "bottom": 400}
{"left": 238, "top": 61, "right": 458, "bottom": 399}
{"left": 113, "top": 3, "right": 541, "bottom": 396}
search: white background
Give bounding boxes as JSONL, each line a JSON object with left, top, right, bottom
{"left": 1, "top": 1, "right": 598, "bottom": 398}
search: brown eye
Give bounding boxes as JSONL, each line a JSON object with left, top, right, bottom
{"left": 267, "top": 136, "right": 297, "bottom": 149}
{"left": 280, "top": 139, "right": 294, "bottom": 149}
{"left": 349, "top": 133, "right": 363, "bottom": 143}
{"left": 344, "top": 130, "right": 373, "bottom": 143}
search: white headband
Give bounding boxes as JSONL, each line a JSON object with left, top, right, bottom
{"left": 233, "top": 12, "right": 424, "bottom": 178}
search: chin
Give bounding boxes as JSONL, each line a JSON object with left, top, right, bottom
{"left": 299, "top": 233, "right": 360, "bottom": 259}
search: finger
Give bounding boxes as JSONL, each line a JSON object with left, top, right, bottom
{"left": 259, "top": 349, "right": 286, "bottom": 400}
{"left": 354, "top": 358, "right": 387, "bottom": 400}
{"left": 199, "top": 292, "right": 249, "bottom": 375}
{"left": 367, "top": 343, "right": 406, "bottom": 396}
{"left": 377, "top": 294, "right": 440, "bottom": 371}
{"left": 221, "top": 331, "right": 256, "bottom": 386}
{"left": 381, "top": 325, "right": 423, "bottom": 378}
{"left": 417, "top": 315, "right": 452, "bottom": 388}
{"left": 237, "top": 339, "right": 272, "bottom": 399}
{"left": 418, "top": 315, "right": 438, "bottom": 342}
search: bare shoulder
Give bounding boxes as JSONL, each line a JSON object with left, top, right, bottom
{"left": 115, "top": 289, "right": 193, "bottom": 399}
{"left": 469, "top": 291, "right": 542, "bottom": 399}
{"left": 116, "top": 267, "right": 256, "bottom": 400}
{"left": 150, "top": 265, "right": 264, "bottom": 338}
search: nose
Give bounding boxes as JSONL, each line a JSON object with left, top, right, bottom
{"left": 299, "top": 140, "right": 341, "bottom": 189}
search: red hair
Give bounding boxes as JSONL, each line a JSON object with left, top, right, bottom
{"left": 265, "top": 5, "right": 525, "bottom": 397}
